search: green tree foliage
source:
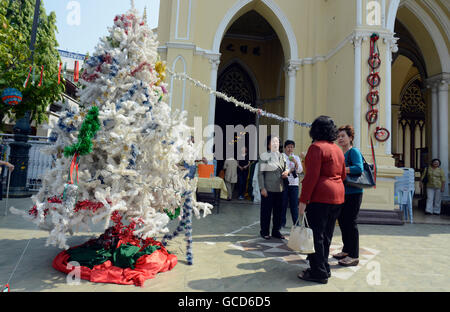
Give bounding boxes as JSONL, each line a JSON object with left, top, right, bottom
{"left": 0, "top": 0, "right": 64, "bottom": 129}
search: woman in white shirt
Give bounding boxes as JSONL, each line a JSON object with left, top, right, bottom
{"left": 281, "top": 140, "right": 303, "bottom": 227}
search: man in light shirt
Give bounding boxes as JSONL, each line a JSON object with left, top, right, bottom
{"left": 281, "top": 140, "right": 303, "bottom": 228}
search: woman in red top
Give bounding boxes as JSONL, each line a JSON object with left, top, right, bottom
{"left": 297, "top": 116, "right": 346, "bottom": 284}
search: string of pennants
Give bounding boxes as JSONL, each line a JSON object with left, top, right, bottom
{"left": 2, "top": 61, "right": 81, "bottom": 107}
{"left": 22, "top": 60, "right": 81, "bottom": 89}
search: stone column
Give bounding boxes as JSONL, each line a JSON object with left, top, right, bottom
{"left": 351, "top": 34, "right": 363, "bottom": 149}
{"left": 207, "top": 57, "right": 220, "bottom": 157}
{"left": 383, "top": 35, "right": 398, "bottom": 155}
{"left": 438, "top": 80, "right": 449, "bottom": 196}
{"left": 208, "top": 56, "right": 220, "bottom": 127}
{"left": 284, "top": 61, "right": 298, "bottom": 141}
{"left": 430, "top": 83, "right": 439, "bottom": 159}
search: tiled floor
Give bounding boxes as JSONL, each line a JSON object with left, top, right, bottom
{"left": 230, "top": 235, "right": 380, "bottom": 281}
{"left": 410, "top": 197, "right": 450, "bottom": 225}
{"left": 0, "top": 197, "right": 449, "bottom": 292}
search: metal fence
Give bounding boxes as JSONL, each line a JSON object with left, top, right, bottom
{"left": 1, "top": 134, "right": 54, "bottom": 192}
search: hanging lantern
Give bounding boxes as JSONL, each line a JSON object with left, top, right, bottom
{"left": 1, "top": 88, "right": 23, "bottom": 106}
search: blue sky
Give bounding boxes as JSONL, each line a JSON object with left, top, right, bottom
{"left": 43, "top": 0, "right": 160, "bottom": 55}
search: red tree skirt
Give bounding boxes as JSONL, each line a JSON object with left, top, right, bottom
{"left": 53, "top": 246, "right": 177, "bottom": 287}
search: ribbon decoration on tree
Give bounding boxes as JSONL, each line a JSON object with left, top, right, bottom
{"left": 58, "top": 62, "right": 62, "bottom": 84}
{"left": 37, "top": 65, "right": 44, "bottom": 87}
{"left": 23, "top": 66, "right": 32, "bottom": 88}
{"left": 63, "top": 62, "right": 67, "bottom": 79}
{"left": 68, "top": 153, "right": 80, "bottom": 185}
{"left": 74, "top": 61, "right": 80, "bottom": 82}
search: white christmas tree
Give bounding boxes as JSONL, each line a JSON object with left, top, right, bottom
{"left": 12, "top": 6, "right": 212, "bottom": 251}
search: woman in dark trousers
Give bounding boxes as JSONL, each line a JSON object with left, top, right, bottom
{"left": 297, "top": 116, "right": 346, "bottom": 284}
{"left": 333, "top": 125, "right": 364, "bottom": 267}
{"left": 237, "top": 146, "right": 250, "bottom": 200}
{"left": 258, "top": 136, "right": 290, "bottom": 240}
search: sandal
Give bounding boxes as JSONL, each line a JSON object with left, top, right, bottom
{"left": 332, "top": 252, "right": 348, "bottom": 260}
{"left": 261, "top": 234, "right": 271, "bottom": 240}
{"left": 338, "top": 256, "right": 359, "bottom": 267}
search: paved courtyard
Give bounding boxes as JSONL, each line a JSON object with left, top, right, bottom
{"left": 0, "top": 197, "right": 449, "bottom": 292}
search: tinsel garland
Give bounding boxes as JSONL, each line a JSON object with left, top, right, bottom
{"left": 166, "top": 69, "right": 312, "bottom": 128}
{"left": 162, "top": 192, "right": 194, "bottom": 265}
{"left": 64, "top": 106, "right": 101, "bottom": 157}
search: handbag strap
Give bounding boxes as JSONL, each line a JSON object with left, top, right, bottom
{"left": 302, "top": 213, "right": 310, "bottom": 228}
{"left": 294, "top": 213, "right": 310, "bottom": 228}
{"left": 349, "top": 147, "right": 370, "bottom": 166}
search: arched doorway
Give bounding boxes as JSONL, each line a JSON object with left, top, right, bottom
{"left": 214, "top": 9, "right": 285, "bottom": 172}
{"left": 215, "top": 63, "right": 257, "bottom": 173}
{"left": 387, "top": 0, "right": 449, "bottom": 198}
{"left": 391, "top": 20, "right": 428, "bottom": 171}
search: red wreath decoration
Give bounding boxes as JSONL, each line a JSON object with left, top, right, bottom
{"left": 374, "top": 127, "right": 390, "bottom": 142}
{"left": 366, "top": 90, "right": 379, "bottom": 106}
{"left": 365, "top": 33, "right": 389, "bottom": 143}
{"left": 366, "top": 109, "right": 378, "bottom": 124}
{"left": 367, "top": 72, "right": 381, "bottom": 88}
{"left": 368, "top": 54, "right": 381, "bottom": 69}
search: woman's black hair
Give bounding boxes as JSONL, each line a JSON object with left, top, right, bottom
{"left": 309, "top": 115, "right": 338, "bottom": 142}
{"left": 431, "top": 158, "right": 441, "bottom": 166}
{"left": 284, "top": 140, "right": 295, "bottom": 148}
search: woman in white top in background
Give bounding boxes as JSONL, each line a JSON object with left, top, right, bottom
{"left": 281, "top": 140, "right": 303, "bottom": 228}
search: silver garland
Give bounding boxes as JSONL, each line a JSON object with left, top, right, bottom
{"left": 167, "top": 69, "right": 312, "bottom": 128}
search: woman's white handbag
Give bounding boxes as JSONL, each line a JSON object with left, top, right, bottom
{"left": 287, "top": 213, "right": 315, "bottom": 254}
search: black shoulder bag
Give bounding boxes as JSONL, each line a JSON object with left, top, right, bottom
{"left": 345, "top": 148, "right": 376, "bottom": 189}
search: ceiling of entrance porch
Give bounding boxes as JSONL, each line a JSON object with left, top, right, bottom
{"left": 225, "top": 10, "right": 277, "bottom": 41}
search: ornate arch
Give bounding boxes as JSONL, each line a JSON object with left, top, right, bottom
{"left": 397, "top": 75, "right": 427, "bottom": 170}
{"left": 212, "top": 0, "right": 298, "bottom": 61}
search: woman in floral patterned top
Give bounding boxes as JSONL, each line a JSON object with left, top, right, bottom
{"left": 421, "top": 159, "right": 446, "bottom": 215}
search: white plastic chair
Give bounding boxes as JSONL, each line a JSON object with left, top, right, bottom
{"left": 394, "top": 168, "right": 415, "bottom": 223}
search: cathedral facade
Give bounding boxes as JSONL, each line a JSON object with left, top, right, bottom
{"left": 157, "top": 0, "right": 449, "bottom": 223}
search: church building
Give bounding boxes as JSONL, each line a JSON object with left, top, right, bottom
{"left": 156, "top": 0, "right": 449, "bottom": 223}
